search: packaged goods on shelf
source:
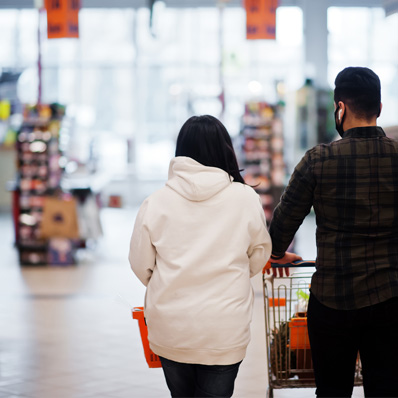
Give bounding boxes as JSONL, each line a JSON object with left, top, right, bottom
{"left": 48, "top": 238, "right": 75, "bottom": 265}
{"left": 15, "top": 103, "right": 77, "bottom": 266}
{"left": 40, "top": 196, "right": 79, "bottom": 240}
{"left": 239, "top": 101, "right": 286, "bottom": 223}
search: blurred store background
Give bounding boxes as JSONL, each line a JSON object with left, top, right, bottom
{"left": 0, "top": 1, "right": 397, "bottom": 396}
{"left": 1, "top": 1, "right": 397, "bottom": 266}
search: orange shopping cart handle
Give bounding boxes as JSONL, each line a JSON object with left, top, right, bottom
{"left": 271, "top": 260, "right": 315, "bottom": 268}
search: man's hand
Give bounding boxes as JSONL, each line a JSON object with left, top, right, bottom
{"left": 265, "top": 252, "right": 303, "bottom": 277}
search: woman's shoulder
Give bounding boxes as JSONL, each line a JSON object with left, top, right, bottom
{"left": 138, "top": 186, "right": 169, "bottom": 209}
{"left": 229, "top": 182, "right": 260, "bottom": 201}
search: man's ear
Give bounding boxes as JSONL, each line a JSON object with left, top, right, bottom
{"left": 337, "top": 101, "right": 346, "bottom": 121}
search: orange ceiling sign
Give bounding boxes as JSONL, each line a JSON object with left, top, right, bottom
{"left": 45, "top": 0, "right": 80, "bottom": 39}
{"left": 245, "top": 0, "right": 278, "bottom": 40}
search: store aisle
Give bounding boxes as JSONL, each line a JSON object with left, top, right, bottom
{"left": 0, "top": 209, "right": 364, "bottom": 398}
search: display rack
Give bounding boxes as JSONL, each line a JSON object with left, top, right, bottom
{"left": 296, "top": 79, "right": 335, "bottom": 156}
{"left": 15, "top": 103, "right": 72, "bottom": 265}
{"left": 239, "top": 101, "right": 286, "bottom": 223}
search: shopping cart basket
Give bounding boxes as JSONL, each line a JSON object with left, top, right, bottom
{"left": 262, "top": 261, "right": 363, "bottom": 398}
{"left": 132, "top": 307, "right": 162, "bottom": 368}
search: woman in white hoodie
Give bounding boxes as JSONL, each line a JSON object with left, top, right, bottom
{"left": 129, "top": 115, "right": 272, "bottom": 397}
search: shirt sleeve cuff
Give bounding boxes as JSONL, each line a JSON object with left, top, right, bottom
{"left": 271, "top": 253, "right": 285, "bottom": 260}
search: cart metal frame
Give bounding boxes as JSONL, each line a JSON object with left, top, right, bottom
{"left": 262, "top": 262, "right": 363, "bottom": 397}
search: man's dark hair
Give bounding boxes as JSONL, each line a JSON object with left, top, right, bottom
{"left": 175, "top": 115, "right": 245, "bottom": 184}
{"left": 334, "top": 66, "right": 381, "bottom": 120}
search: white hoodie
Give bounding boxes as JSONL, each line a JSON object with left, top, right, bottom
{"left": 129, "top": 157, "right": 272, "bottom": 365}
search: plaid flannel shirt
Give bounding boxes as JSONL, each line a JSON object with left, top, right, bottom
{"left": 269, "top": 126, "right": 398, "bottom": 310}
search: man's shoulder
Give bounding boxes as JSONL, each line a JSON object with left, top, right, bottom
{"left": 305, "top": 141, "right": 337, "bottom": 161}
{"left": 307, "top": 132, "right": 398, "bottom": 162}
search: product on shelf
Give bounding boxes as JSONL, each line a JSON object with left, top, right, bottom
{"left": 48, "top": 238, "right": 75, "bottom": 265}
{"left": 239, "top": 101, "right": 286, "bottom": 223}
{"left": 40, "top": 196, "right": 79, "bottom": 240}
{"left": 15, "top": 103, "right": 77, "bottom": 266}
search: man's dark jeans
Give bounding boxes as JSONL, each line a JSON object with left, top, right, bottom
{"left": 307, "top": 294, "right": 398, "bottom": 397}
{"left": 159, "top": 356, "right": 241, "bottom": 398}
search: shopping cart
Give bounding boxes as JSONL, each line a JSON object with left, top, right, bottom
{"left": 262, "top": 261, "right": 363, "bottom": 398}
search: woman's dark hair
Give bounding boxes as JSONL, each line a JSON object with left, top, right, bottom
{"left": 175, "top": 115, "right": 245, "bottom": 184}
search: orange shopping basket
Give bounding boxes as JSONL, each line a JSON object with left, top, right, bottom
{"left": 132, "top": 307, "right": 162, "bottom": 368}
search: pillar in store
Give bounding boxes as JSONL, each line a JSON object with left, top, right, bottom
{"left": 301, "top": 0, "right": 329, "bottom": 89}
{"left": 218, "top": 2, "right": 226, "bottom": 118}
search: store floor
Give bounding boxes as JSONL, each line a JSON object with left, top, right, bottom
{"left": 0, "top": 209, "right": 365, "bottom": 398}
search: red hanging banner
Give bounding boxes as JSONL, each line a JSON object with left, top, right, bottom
{"left": 45, "top": 0, "right": 80, "bottom": 39}
{"left": 245, "top": 0, "right": 278, "bottom": 40}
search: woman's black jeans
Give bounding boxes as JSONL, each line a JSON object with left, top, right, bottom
{"left": 307, "top": 293, "right": 398, "bottom": 397}
{"left": 159, "top": 356, "right": 242, "bottom": 398}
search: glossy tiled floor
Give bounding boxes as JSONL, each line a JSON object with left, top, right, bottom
{"left": 0, "top": 209, "right": 365, "bottom": 398}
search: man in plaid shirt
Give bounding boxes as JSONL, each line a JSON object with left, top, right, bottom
{"left": 269, "top": 67, "right": 398, "bottom": 397}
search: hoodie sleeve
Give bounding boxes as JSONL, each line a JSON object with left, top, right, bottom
{"left": 129, "top": 199, "right": 156, "bottom": 286}
{"left": 247, "top": 194, "right": 272, "bottom": 277}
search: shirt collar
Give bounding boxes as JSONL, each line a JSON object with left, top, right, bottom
{"left": 343, "top": 126, "right": 386, "bottom": 139}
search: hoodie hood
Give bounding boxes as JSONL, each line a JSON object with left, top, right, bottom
{"left": 166, "top": 157, "right": 233, "bottom": 201}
